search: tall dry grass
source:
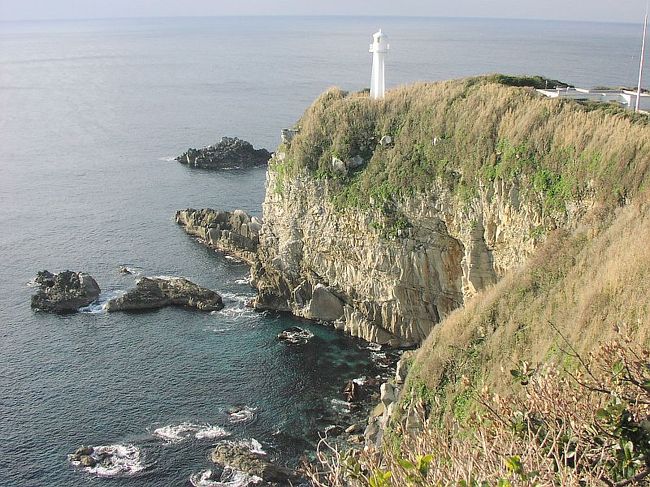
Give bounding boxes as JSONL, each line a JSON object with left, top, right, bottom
{"left": 305, "top": 335, "right": 650, "bottom": 486}
{"left": 277, "top": 77, "right": 650, "bottom": 210}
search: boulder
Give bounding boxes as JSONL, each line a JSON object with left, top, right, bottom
{"left": 330, "top": 157, "right": 348, "bottom": 176}
{"left": 379, "top": 135, "right": 393, "bottom": 146}
{"left": 211, "top": 443, "right": 296, "bottom": 484}
{"left": 31, "top": 270, "right": 101, "bottom": 313}
{"left": 177, "top": 136, "right": 271, "bottom": 170}
{"left": 305, "top": 284, "right": 345, "bottom": 321}
{"left": 106, "top": 277, "right": 223, "bottom": 312}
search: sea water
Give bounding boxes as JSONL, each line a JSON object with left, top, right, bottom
{"left": 0, "top": 16, "right": 644, "bottom": 485}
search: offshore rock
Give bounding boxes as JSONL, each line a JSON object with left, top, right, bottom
{"left": 211, "top": 443, "right": 296, "bottom": 484}
{"left": 176, "top": 208, "right": 260, "bottom": 264}
{"left": 106, "top": 277, "right": 223, "bottom": 312}
{"left": 31, "top": 270, "right": 101, "bottom": 313}
{"left": 177, "top": 136, "right": 271, "bottom": 170}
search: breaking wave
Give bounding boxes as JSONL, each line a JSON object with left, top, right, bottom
{"left": 152, "top": 422, "right": 230, "bottom": 443}
{"left": 69, "top": 444, "right": 146, "bottom": 478}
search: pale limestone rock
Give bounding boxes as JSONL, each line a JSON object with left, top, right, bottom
{"left": 251, "top": 169, "right": 590, "bottom": 345}
{"left": 305, "top": 284, "right": 344, "bottom": 321}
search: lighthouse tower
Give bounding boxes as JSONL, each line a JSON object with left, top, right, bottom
{"left": 369, "top": 30, "right": 389, "bottom": 100}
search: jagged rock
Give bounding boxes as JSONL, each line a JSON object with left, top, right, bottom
{"left": 31, "top": 270, "right": 101, "bottom": 313}
{"left": 211, "top": 443, "right": 296, "bottom": 484}
{"left": 395, "top": 351, "right": 415, "bottom": 384}
{"left": 106, "top": 277, "right": 223, "bottom": 312}
{"left": 79, "top": 455, "right": 96, "bottom": 467}
{"left": 277, "top": 326, "right": 313, "bottom": 344}
{"left": 176, "top": 208, "right": 260, "bottom": 264}
{"left": 380, "top": 382, "right": 396, "bottom": 406}
{"left": 177, "top": 136, "right": 271, "bottom": 170}
{"left": 343, "top": 380, "right": 362, "bottom": 402}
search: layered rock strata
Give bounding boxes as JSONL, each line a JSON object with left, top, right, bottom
{"left": 31, "top": 270, "right": 101, "bottom": 313}
{"left": 106, "top": 277, "right": 223, "bottom": 312}
{"left": 250, "top": 164, "right": 581, "bottom": 346}
{"left": 176, "top": 208, "right": 262, "bottom": 264}
{"left": 177, "top": 136, "right": 271, "bottom": 170}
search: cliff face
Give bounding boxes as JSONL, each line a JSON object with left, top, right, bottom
{"left": 251, "top": 166, "right": 576, "bottom": 346}
{"left": 249, "top": 77, "right": 649, "bottom": 347}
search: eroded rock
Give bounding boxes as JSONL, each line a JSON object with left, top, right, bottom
{"left": 176, "top": 208, "right": 260, "bottom": 264}
{"left": 31, "top": 270, "right": 101, "bottom": 313}
{"left": 211, "top": 443, "right": 296, "bottom": 484}
{"left": 106, "top": 277, "right": 223, "bottom": 312}
{"left": 177, "top": 137, "right": 271, "bottom": 170}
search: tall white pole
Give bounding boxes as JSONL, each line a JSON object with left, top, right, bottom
{"left": 636, "top": 6, "right": 648, "bottom": 112}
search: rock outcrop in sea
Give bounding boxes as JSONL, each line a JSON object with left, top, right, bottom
{"left": 106, "top": 276, "right": 223, "bottom": 312}
{"left": 31, "top": 270, "right": 101, "bottom": 313}
{"left": 176, "top": 208, "right": 261, "bottom": 264}
{"left": 177, "top": 137, "right": 271, "bottom": 170}
{"left": 210, "top": 443, "right": 296, "bottom": 485}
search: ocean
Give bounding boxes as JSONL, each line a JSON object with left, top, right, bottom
{"left": 0, "top": 16, "right": 645, "bottom": 486}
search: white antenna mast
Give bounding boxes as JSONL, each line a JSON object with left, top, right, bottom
{"left": 635, "top": 2, "right": 648, "bottom": 112}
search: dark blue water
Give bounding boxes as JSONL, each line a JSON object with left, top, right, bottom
{"left": 0, "top": 16, "right": 646, "bottom": 486}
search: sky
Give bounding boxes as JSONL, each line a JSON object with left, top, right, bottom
{"left": 0, "top": 0, "right": 648, "bottom": 23}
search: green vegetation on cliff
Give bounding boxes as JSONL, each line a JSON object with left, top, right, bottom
{"left": 273, "top": 76, "right": 649, "bottom": 216}
{"left": 287, "top": 77, "right": 650, "bottom": 485}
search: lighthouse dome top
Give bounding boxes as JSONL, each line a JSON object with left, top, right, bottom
{"left": 373, "top": 29, "right": 388, "bottom": 41}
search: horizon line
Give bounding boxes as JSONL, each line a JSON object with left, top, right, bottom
{"left": 0, "top": 14, "right": 642, "bottom": 27}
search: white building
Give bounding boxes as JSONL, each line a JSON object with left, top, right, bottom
{"left": 537, "top": 87, "right": 650, "bottom": 113}
{"left": 369, "top": 30, "right": 389, "bottom": 100}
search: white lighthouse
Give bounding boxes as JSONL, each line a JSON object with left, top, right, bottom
{"left": 369, "top": 29, "right": 389, "bottom": 100}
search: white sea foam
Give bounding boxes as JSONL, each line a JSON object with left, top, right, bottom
{"left": 189, "top": 468, "right": 263, "bottom": 487}
{"left": 78, "top": 290, "right": 125, "bottom": 314}
{"left": 331, "top": 398, "right": 352, "bottom": 413}
{"left": 194, "top": 425, "right": 230, "bottom": 440}
{"left": 153, "top": 422, "right": 230, "bottom": 443}
{"left": 224, "top": 255, "right": 243, "bottom": 262}
{"left": 228, "top": 406, "right": 257, "bottom": 424}
{"left": 158, "top": 156, "right": 177, "bottom": 162}
{"left": 216, "top": 292, "right": 254, "bottom": 319}
{"left": 70, "top": 444, "right": 145, "bottom": 478}
{"left": 234, "top": 278, "right": 251, "bottom": 285}
{"left": 352, "top": 376, "right": 367, "bottom": 386}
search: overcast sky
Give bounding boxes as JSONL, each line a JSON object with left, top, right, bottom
{"left": 0, "top": 0, "right": 648, "bottom": 23}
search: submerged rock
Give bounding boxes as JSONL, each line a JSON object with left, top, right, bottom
{"left": 31, "top": 270, "right": 101, "bottom": 313}
{"left": 177, "top": 137, "right": 271, "bottom": 170}
{"left": 277, "top": 326, "right": 314, "bottom": 344}
{"left": 211, "top": 443, "right": 296, "bottom": 484}
{"left": 106, "top": 277, "right": 223, "bottom": 312}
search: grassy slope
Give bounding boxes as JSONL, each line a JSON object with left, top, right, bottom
{"left": 276, "top": 76, "right": 649, "bottom": 215}
{"left": 407, "top": 193, "right": 650, "bottom": 424}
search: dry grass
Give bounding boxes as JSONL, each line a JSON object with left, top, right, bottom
{"left": 305, "top": 336, "right": 650, "bottom": 486}
{"left": 276, "top": 77, "right": 650, "bottom": 211}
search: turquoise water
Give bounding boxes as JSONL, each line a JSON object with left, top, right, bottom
{"left": 0, "top": 16, "right": 645, "bottom": 486}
